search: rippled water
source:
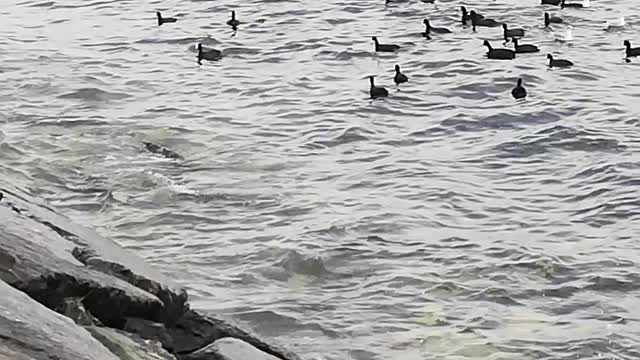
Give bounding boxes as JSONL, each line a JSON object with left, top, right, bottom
{"left": 2, "top": 0, "right": 640, "bottom": 358}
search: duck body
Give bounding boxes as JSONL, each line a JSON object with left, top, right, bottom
{"left": 624, "top": 40, "right": 640, "bottom": 58}
{"left": 227, "top": 11, "right": 240, "bottom": 27}
{"left": 472, "top": 12, "right": 501, "bottom": 30}
{"left": 561, "top": 0, "right": 589, "bottom": 8}
{"left": 512, "top": 38, "right": 539, "bottom": 53}
{"left": 424, "top": 19, "right": 451, "bottom": 34}
{"left": 372, "top": 37, "right": 400, "bottom": 52}
{"left": 503, "top": 24, "right": 525, "bottom": 41}
{"left": 511, "top": 78, "right": 527, "bottom": 99}
{"left": 547, "top": 54, "right": 573, "bottom": 67}
{"left": 541, "top": 0, "right": 561, "bottom": 5}
{"left": 544, "top": 13, "right": 563, "bottom": 27}
{"left": 156, "top": 11, "right": 177, "bottom": 26}
{"left": 461, "top": 6, "right": 484, "bottom": 24}
{"left": 483, "top": 40, "right": 516, "bottom": 59}
{"left": 369, "top": 76, "right": 388, "bottom": 98}
{"left": 394, "top": 65, "right": 408, "bottom": 85}
{"left": 197, "top": 43, "right": 222, "bottom": 64}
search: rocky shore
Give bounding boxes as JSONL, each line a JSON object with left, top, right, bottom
{"left": 0, "top": 182, "right": 301, "bottom": 360}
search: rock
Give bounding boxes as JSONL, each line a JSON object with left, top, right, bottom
{"left": 57, "top": 297, "right": 101, "bottom": 326}
{"left": 0, "top": 279, "right": 120, "bottom": 360}
{"left": 143, "top": 142, "right": 183, "bottom": 160}
{"left": 0, "top": 181, "right": 302, "bottom": 360}
{"left": 170, "top": 310, "right": 302, "bottom": 360}
{"left": 185, "top": 337, "right": 280, "bottom": 360}
{"left": 0, "top": 182, "right": 188, "bottom": 326}
{"left": 0, "top": 205, "right": 164, "bottom": 328}
{"left": 124, "top": 317, "right": 175, "bottom": 352}
{"left": 87, "top": 326, "right": 177, "bottom": 360}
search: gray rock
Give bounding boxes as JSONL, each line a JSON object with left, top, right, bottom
{"left": 0, "top": 279, "right": 120, "bottom": 360}
{"left": 57, "top": 297, "right": 101, "bottom": 326}
{"left": 185, "top": 338, "right": 281, "bottom": 360}
{"left": 0, "top": 205, "right": 164, "bottom": 328}
{"left": 170, "top": 310, "right": 302, "bottom": 360}
{"left": 0, "top": 183, "right": 188, "bottom": 325}
{"left": 87, "top": 326, "right": 177, "bottom": 360}
{"left": 124, "top": 317, "right": 175, "bottom": 351}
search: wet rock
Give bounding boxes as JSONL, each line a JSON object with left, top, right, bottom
{"left": 0, "top": 279, "right": 120, "bottom": 360}
{"left": 170, "top": 310, "right": 302, "bottom": 360}
{"left": 124, "top": 317, "right": 175, "bottom": 352}
{"left": 0, "top": 182, "right": 301, "bottom": 360}
{"left": 185, "top": 337, "right": 281, "bottom": 360}
{"left": 0, "top": 183, "right": 188, "bottom": 326}
{"left": 0, "top": 205, "right": 164, "bottom": 329}
{"left": 143, "top": 142, "right": 183, "bottom": 160}
{"left": 57, "top": 297, "right": 102, "bottom": 326}
{"left": 87, "top": 326, "right": 177, "bottom": 360}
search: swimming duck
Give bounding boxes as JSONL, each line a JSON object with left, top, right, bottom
{"left": 156, "top": 11, "right": 177, "bottom": 26}
{"left": 461, "top": 6, "right": 483, "bottom": 24}
{"left": 503, "top": 24, "right": 525, "bottom": 41}
{"left": 197, "top": 43, "right": 222, "bottom": 65}
{"left": 483, "top": 40, "right": 516, "bottom": 59}
{"left": 624, "top": 40, "right": 640, "bottom": 58}
{"left": 424, "top": 19, "right": 451, "bottom": 34}
{"left": 511, "top": 78, "right": 527, "bottom": 99}
{"left": 561, "top": 0, "right": 589, "bottom": 8}
{"left": 369, "top": 76, "right": 388, "bottom": 98}
{"left": 394, "top": 65, "right": 408, "bottom": 85}
{"left": 226, "top": 11, "right": 240, "bottom": 28}
{"left": 512, "top": 38, "right": 540, "bottom": 53}
{"left": 372, "top": 37, "right": 400, "bottom": 52}
{"left": 544, "top": 13, "right": 563, "bottom": 28}
{"left": 472, "top": 12, "right": 501, "bottom": 31}
{"left": 541, "top": 0, "right": 561, "bottom": 4}
{"left": 547, "top": 54, "right": 573, "bottom": 67}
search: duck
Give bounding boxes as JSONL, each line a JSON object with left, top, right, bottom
{"left": 461, "top": 6, "right": 483, "bottom": 24}
{"left": 555, "top": 25, "right": 573, "bottom": 42}
{"left": 503, "top": 24, "right": 525, "bottom": 41}
{"left": 472, "top": 12, "right": 501, "bottom": 31}
{"left": 372, "top": 37, "right": 400, "bottom": 52}
{"left": 561, "top": 0, "right": 589, "bottom": 8}
{"left": 424, "top": 19, "right": 451, "bottom": 34}
{"left": 197, "top": 43, "right": 222, "bottom": 65}
{"left": 511, "top": 78, "right": 527, "bottom": 99}
{"left": 547, "top": 54, "right": 573, "bottom": 67}
{"left": 624, "top": 40, "right": 640, "bottom": 58}
{"left": 0, "top": 191, "right": 3, "bottom": 202}
{"left": 156, "top": 11, "right": 177, "bottom": 26}
{"left": 369, "top": 76, "right": 388, "bottom": 98}
{"left": 394, "top": 65, "right": 408, "bottom": 85}
{"left": 541, "top": 0, "right": 561, "bottom": 4}
{"left": 226, "top": 11, "right": 240, "bottom": 28}
{"left": 544, "top": 13, "right": 563, "bottom": 28}
{"left": 483, "top": 40, "right": 516, "bottom": 60}
{"left": 512, "top": 38, "right": 540, "bottom": 53}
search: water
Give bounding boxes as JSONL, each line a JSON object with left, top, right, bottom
{"left": 1, "top": 0, "right": 640, "bottom": 358}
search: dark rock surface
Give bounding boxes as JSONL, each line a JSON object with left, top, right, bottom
{"left": 0, "top": 182, "right": 302, "bottom": 360}
{"left": 0, "top": 279, "right": 120, "bottom": 360}
{"left": 87, "top": 326, "right": 177, "bottom": 360}
{"left": 185, "top": 337, "right": 281, "bottom": 360}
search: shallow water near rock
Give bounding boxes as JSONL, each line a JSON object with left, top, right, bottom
{"left": 1, "top": 0, "right": 639, "bottom": 359}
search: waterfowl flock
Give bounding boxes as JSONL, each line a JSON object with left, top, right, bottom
{"left": 157, "top": 0, "right": 638, "bottom": 101}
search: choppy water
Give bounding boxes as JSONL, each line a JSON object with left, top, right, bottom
{"left": 2, "top": 0, "right": 640, "bottom": 358}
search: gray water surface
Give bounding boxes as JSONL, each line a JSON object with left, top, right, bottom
{"left": 1, "top": 0, "right": 640, "bottom": 358}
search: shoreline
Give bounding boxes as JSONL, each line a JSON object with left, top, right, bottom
{"left": 0, "top": 182, "right": 301, "bottom": 360}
